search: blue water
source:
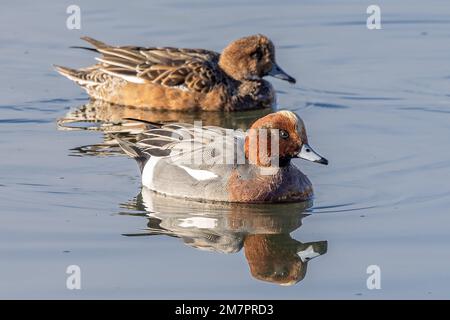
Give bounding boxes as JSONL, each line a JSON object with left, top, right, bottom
{"left": 1, "top": 0, "right": 450, "bottom": 298}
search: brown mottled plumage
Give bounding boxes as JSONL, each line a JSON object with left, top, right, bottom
{"left": 54, "top": 35, "right": 295, "bottom": 111}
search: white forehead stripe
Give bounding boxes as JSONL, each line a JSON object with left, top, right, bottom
{"left": 277, "top": 110, "right": 305, "bottom": 133}
{"left": 277, "top": 110, "right": 298, "bottom": 122}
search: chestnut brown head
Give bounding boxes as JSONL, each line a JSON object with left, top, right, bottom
{"left": 244, "top": 110, "right": 328, "bottom": 167}
{"left": 219, "top": 34, "right": 296, "bottom": 84}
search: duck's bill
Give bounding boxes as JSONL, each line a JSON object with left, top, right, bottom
{"left": 269, "top": 63, "right": 296, "bottom": 84}
{"left": 297, "top": 241, "right": 328, "bottom": 262}
{"left": 297, "top": 144, "right": 328, "bottom": 165}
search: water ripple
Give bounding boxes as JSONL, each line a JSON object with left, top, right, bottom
{"left": 0, "top": 118, "right": 53, "bottom": 124}
{"left": 306, "top": 102, "right": 349, "bottom": 109}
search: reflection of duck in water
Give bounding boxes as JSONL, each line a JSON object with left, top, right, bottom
{"left": 57, "top": 99, "right": 271, "bottom": 156}
{"left": 57, "top": 99, "right": 271, "bottom": 131}
{"left": 121, "top": 188, "right": 327, "bottom": 286}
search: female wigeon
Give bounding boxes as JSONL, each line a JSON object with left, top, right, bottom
{"left": 55, "top": 34, "right": 295, "bottom": 111}
{"left": 117, "top": 110, "right": 327, "bottom": 203}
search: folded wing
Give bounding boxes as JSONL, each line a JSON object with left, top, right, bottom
{"left": 81, "top": 37, "right": 223, "bottom": 93}
{"left": 118, "top": 123, "right": 246, "bottom": 172}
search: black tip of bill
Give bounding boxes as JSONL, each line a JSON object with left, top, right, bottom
{"left": 269, "top": 63, "right": 296, "bottom": 84}
{"left": 315, "top": 158, "right": 329, "bottom": 165}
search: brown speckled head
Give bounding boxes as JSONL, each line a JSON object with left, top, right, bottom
{"left": 244, "top": 111, "right": 307, "bottom": 167}
{"left": 219, "top": 34, "right": 295, "bottom": 83}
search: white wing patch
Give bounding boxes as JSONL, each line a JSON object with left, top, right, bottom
{"left": 178, "top": 165, "right": 218, "bottom": 181}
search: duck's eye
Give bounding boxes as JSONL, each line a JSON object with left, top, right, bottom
{"left": 279, "top": 130, "right": 289, "bottom": 139}
{"left": 251, "top": 48, "right": 263, "bottom": 60}
{"left": 305, "top": 147, "right": 311, "bottom": 152}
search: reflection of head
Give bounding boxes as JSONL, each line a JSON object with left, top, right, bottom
{"left": 244, "top": 234, "right": 327, "bottom": 286}
{"left": 244, "top": 234, "right": 306, "bottom": 285}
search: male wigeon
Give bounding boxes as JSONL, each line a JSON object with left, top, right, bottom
{"left": 55, "top": 35, "right": 295, "bottom": 111}
{"left": 117, "top": 110, "right": 328, "bottom": 203}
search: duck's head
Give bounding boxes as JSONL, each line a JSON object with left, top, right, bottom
{"left": 219, "top": 34, "right": 296, "bottom": 84}
{"left": 245, "top": 110, "right": 328, "bottom": 167}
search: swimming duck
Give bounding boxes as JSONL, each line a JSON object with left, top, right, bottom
{"left": 55, "top": 34, "right": 295, "bottom": 111}
{"left": 117, "top": 110, "right": 328, "bottom": 203}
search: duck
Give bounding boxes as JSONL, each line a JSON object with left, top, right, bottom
{"left": 116, "top": 110, "right": 328, "bottom": 203}
{"left": 54, "top": 34, "right": 295, "bottom": 111}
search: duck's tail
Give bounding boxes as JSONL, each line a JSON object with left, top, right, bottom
{"left": 53, "top": 65, "right": 81, "bottom": 81}
{"left": 53, "top": 65, "right": 93, "bottom": 87}
{"left": 69, "top": 36, "right": 108, "bottom": 52}
{"left": 54, "top": 37, "right": 110, "bottom": 85}
{"left": 54, "top": 64, "right": 104, "bottom": 87}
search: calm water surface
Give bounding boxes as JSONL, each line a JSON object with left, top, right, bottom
{"left": 1, "top": 0, "right": 450, "bottom": 298}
